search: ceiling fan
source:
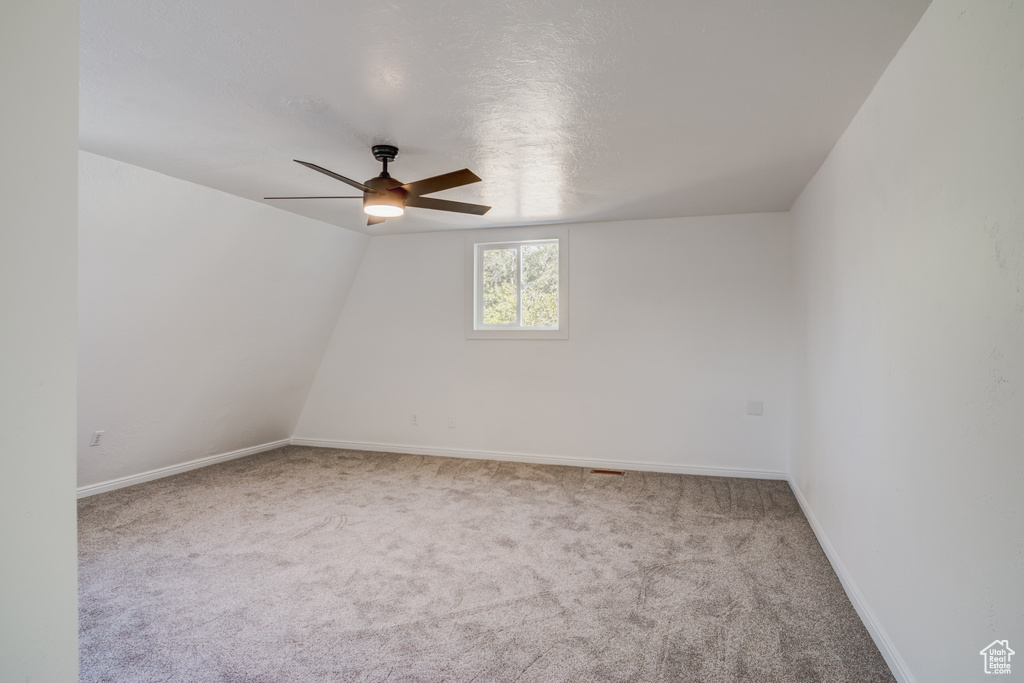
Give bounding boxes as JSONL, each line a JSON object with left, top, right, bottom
{"left": 265, "top": 145, "right": 491, "bottom": 226}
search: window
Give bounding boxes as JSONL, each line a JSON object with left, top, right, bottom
{"left": 465, "top": 226, "right": 568, "bottom": 339}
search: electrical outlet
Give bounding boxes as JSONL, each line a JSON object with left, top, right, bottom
{"left": 448, "top": 416, "right": 456, "bottom": 429}
{"left": 89, "top": 430, "right": 105, "bottom": 447}
{"left": 411, "top": 413, "right": 419, "bottom": 426}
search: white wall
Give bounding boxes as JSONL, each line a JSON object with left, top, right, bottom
{"left": 0, "top": 0, "right": 79, "bottom": 680}
{"left": 790, "top": 0, "right": 1024, "bottom": 681}
{"left": 297, "top": 213, "right": 793, "bottom": 476}
{"left": 78, "top": 153, "right": 369, "bottom": 489}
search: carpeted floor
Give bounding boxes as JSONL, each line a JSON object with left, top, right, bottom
{"left": 79, "top": 446, "right": 894, "bottom": 682}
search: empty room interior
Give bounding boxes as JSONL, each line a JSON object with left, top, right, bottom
{"left": 2, "top": 0, "right": 1022, "bottom": 681}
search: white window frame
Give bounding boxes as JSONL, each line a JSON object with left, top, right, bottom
{"left": 465, "top": 226, "right": 569, "bottom": 340}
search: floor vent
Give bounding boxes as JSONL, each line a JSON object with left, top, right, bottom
{"left": 591, "top": 469, "right": 625, "bottom": 476}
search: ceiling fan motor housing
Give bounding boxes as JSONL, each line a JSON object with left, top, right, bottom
{"left": 363, "top": 175, "right": 406, "bottom": 216}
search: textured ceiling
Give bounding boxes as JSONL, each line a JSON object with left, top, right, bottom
{"left": 80, "top": 0, "right": 931, "bottom": 235}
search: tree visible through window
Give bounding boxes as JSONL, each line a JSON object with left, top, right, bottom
{"left": 477, "top": 240, "right": 559, "bottom": 329}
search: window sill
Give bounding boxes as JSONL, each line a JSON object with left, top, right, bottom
{"left": 466, "top": 328, "right": 569, "bottom": 340}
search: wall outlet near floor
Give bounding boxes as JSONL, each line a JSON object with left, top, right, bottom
{"left": 746, "top": 401, "right": 764, "bottom": 416}
{"left": 448, "top": 416, "right": 456, "bottom": 429}
{"left": 90, "top": 430, "right": 105, "bottom": 446}
{"left": 411, "top": 413, "right": 419, "bottom": 426}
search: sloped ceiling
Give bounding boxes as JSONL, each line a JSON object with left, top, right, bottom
{"left": 80, "top": 0, "right": 931, "bottom": 235}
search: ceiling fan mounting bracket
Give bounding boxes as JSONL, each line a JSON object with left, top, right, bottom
{"left": 371, "top": 145, "right": 399, "bottom": 163}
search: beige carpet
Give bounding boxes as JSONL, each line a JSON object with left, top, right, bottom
{"left": 79, "top": 446, "right": 893, "bottom": 682}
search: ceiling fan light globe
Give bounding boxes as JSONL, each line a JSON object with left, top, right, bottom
{"left": 363, "top": 204, "right": 404, "bottom": 218}
{"left": 363, "top": 184, "right": 405, "bottom": 217}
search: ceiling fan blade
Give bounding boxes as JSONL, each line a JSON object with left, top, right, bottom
{"left": 367, "top": 215, "right": 387, "bottom": 226}
{"left": 264, "top": 196, "right": 362, "bottom": 199}
{"left": 400, "top": 169, "right": 481, "bottom": 197}
{"left": 405, "top": 195, "right": 491, "bottom": 215}
{"left": 294, "top": 160, "right": 378, "bottom": 193}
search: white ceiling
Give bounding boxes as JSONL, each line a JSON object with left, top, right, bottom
{"left": 80, "top": 0, "right": 931, "bottom": 235}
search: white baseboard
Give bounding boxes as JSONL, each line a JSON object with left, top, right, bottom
{"left": 788, "top": 479, "right": 914, "bottom": 683}
{"left": 76, "top": 438, "right": 292, "bottom": 498}
{"left": 288, "top": 437, "right": 788, "bottom": 480}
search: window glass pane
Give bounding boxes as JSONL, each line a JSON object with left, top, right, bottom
{"left": 482, "top": 247, "right": 518, "bottom": 325}
{"left": 521, "top": 242, "right": 558, "bottom": 327}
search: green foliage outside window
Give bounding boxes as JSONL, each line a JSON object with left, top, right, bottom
{"left": 521, "top": 243, "right": 558, "bottom": 327}
{"left": 481, "top": 242, "right": 558, "bottom": 327}
{"left": 482, "top": 248, "right": 517, "bottom": 324}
